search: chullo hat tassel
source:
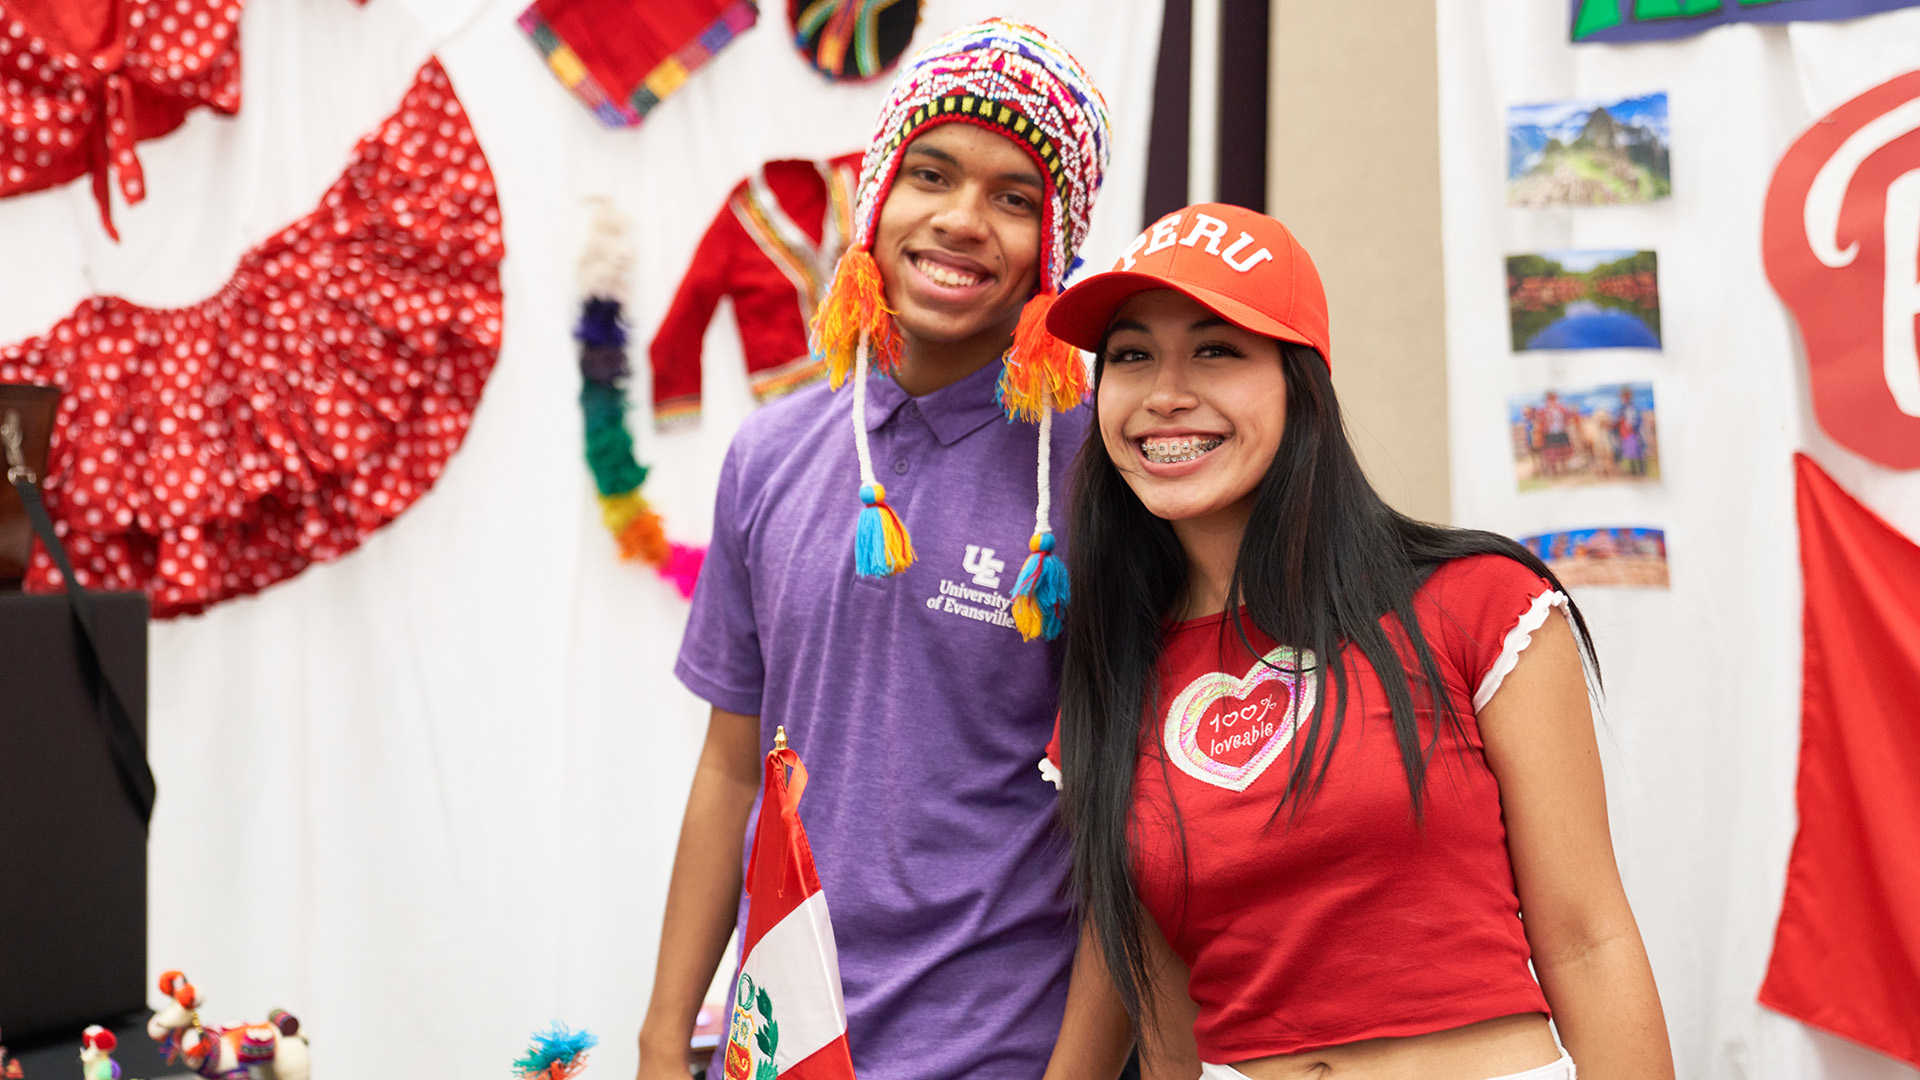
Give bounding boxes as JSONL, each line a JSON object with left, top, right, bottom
{"left": 1010, "top": 389, "right": 1068, "bottom": 641}
{"left": 851, "top": 331, "right": 915, "bottom": 576}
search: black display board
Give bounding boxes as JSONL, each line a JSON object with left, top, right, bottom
{"left": 0, "top": 591, "right": 149, "bottom": 1044}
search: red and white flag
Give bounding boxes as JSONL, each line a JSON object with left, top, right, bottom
{"left": 722, "top": 729, "right": 857, "bottom": 1080}
{"left": 1758, "top": 455, "right": 1920, "bottom": 1068}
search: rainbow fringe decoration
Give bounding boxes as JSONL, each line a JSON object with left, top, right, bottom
{"left": 578, "top": 200, "right": 705, "bottom": 598}
{"left": 512, "top": 1023, "right": 597, "bottom": 1080}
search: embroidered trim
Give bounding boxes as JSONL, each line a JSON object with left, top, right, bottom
{"left": 1038, "top": 757, "right": 1061, "bottom": 790}
{"left": 730, "top": 160, "right": 847, "bottom": 322}
{"left": 517, "top": 0, "right": 758, "bottom": 128}
{"left": 653, "top": 395, "right": 703, "bottom": 430}
{"left": 749, "top": 352, "right": 830, "bottom": 401}
{"left": 1472, "top": 589, "right": 1570, "bottom": 712}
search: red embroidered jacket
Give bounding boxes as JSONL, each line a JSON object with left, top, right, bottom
{"left": 648, "top": 153, "right": 859, "bottom": 428}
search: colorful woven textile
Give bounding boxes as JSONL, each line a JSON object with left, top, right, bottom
{"left": 517, "top": 0, "right": 757, "bottom": 127}
{"left": 0, "top": 60, "right": 502, "bottom": 617}
{"left": 789, "top": 0, "right": 919, "bottom": 81}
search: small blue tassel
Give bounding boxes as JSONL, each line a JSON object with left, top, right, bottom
{"left": 1010, "top": 532, "right": 1069, "bottom": 641}
{"left": 854, "top": 483, "right": 914, "bottom": 577}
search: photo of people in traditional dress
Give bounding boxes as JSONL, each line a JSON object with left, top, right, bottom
{"left": 1508, "top": 92, "right": 1670, "bottom": 207}
{"left": 1510, "top": 382, "right": 1659, "bottom": 490}
{"left": 1519, "top": 527, "right": 1670, "bottom": 588}
{"left": 1508, "top": 250, "right": 1660, "bottom": 351}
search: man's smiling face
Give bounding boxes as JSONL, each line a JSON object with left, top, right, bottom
{"left": 871, "top": 122, "right": 1046, "bottom": 352}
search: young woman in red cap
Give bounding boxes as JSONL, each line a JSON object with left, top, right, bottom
{"left": 1037, "top": 205, "right": 1673, "bottom": 1080}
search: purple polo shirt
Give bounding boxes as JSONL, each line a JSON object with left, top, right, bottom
{"left": 676, "top": 357, "right": 1089, "bottom": 1080}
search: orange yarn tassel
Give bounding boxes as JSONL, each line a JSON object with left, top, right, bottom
{"left": 601, "top": 491, "right": 672, "bottom": 566}
{"left": 616, "top": 509, "right": 671, "bottom": 566}
{"left": 811, "top": 249, "right": 904, "bottom": 387}
{"left": 997, "top": 292, "right": 1089, "bottom": 421}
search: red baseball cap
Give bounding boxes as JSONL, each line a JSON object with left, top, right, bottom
{"left": 1047, "top": 203, "right": 1331, "bottom": 366}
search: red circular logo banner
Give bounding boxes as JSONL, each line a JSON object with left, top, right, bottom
{"left": 1765, "top": 70, "right": 1920, "bottom": 469}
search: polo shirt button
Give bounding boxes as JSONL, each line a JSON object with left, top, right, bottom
{"left": 893, "top": 459, "right": 910, "bottom": 475}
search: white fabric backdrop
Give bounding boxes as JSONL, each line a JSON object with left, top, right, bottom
{"left": 0, "top": 0, "right": 1159, "bottom": 1074}
{"left": 1438, "top": 5, "right": 1920, "bottom": 1078}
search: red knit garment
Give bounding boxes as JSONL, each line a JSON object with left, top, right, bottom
{"left": 0, "top": 0, "right": 245, "bottom": 238}
{"left": 1047, "top": 555, "right": 1560, "bottom": 1061}
{"left": 648, "top": 153, "right": 859, "bottom": 427}
{"left": 0, "top": 59, "right": 502, "bottom": 618}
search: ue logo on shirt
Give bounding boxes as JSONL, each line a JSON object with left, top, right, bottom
{"left": 1764, "top": 70, "right": 1920, "bottom": 469}
{"left": 926, "top": 545, "right": 1018, "bottom": 630}
{"left": 963, "top": 545, "right": 1004, "bottom": 588}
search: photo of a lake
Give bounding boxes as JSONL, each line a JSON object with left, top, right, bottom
{"left": 1507, "top": 249, "right": 1661, "bottom": 351}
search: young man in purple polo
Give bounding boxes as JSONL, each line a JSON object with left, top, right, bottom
{"left": 634, "top": 20, "right": 1112, "bottom": 1080}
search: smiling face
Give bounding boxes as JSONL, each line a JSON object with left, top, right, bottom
{"left": 1097, "top": 289, "right": 1288, "bottom": 526}
{"left": 871, "top": 122, "right": 1046, "bottom": 356}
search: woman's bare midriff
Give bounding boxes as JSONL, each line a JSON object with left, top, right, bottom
{"left": 1224, "top": 1013, "right": 1560, "bottom": 1080}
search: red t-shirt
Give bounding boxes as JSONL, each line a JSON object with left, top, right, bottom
{"left": 1044, "top": 554, "right": 1568, "bottom": 1061}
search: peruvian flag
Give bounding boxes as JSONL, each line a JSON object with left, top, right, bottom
{"left": 1759, "top": 455, "right": 1920, "bottom": 1068}
{"left": 722, "top": 730, "right": 858, "bottom": 1080}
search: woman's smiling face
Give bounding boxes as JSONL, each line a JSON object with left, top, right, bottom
{"left": 871, "top": 122, "right": 1046, "bottom": 349}
{"left": 1097, "top": 289, "right": 1288, "bottom": 524}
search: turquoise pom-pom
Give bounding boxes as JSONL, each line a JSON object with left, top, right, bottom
{"left": 855, "top": 502, "right": 889, "bottom": 576}
{"left": 1010, "top": 533, "right": 1070, "bottom": 640}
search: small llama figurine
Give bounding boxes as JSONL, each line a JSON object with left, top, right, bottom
{"left": 145, "top": 971, "right": 309, "bottom": 1080}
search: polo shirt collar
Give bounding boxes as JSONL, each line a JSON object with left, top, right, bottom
{"left": 862, "top": 357, "right": 1009, "bottom": 446}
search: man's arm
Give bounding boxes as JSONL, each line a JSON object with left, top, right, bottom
{"left": 1041, "top": 916, "right": 1201, "bottom": 1080}
{"left": 636, "top": 707, "right": 763, "bottom": 1080}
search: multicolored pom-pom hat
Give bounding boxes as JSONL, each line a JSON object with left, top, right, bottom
{"left": 809, "top": 17, "right": 1112, "bottom": 641}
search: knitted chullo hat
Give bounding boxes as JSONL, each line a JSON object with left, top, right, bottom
{"left": 809, "top": 17, "right": 1111, "bottom": 641}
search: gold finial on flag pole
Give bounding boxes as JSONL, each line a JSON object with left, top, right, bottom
{"left": 774, "top": 726, "right": 788, "bottom": 751}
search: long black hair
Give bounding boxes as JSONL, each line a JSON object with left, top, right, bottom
{"left": 1056, "top": 341, "right": 1597, "bottom": 1040}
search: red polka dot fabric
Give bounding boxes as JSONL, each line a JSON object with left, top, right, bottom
{"left": 0, "top": 59, "right": 504, "bottom": 618}
{"left": 0, "top": 0, "right": 245, "bottom": 238}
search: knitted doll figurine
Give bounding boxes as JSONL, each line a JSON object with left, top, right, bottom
{"left": 146, "top": 971, "right": 309, "bottom": 1080}
{"left": 808, "top": 18, "right": 1110, "bottom": 639}
{"left": 79, "top": 1026, "right": 119, "bottom": 1080}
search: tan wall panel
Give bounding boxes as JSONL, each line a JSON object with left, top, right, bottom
{"left": 1265, "top": 0, "right": 1450, "bottom": 523}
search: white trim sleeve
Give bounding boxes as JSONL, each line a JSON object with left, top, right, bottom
{"left": 1471, "top": 589, "right": 1570, "bottom": 713}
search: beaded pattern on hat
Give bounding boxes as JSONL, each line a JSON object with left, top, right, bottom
{"left": 849, "top": 19, "right": 1111, "bottom": 294}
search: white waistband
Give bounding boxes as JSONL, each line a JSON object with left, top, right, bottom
{"left": 1199, "top": 1051, "right": 1573, "bottom": 1080}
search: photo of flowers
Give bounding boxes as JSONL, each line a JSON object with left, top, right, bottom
{"left": 1520, "top": 526, "right": 1669, "bottom": 588}
{"left": 1508, "top": 92, "right": 1670, "bottom": 207}
{"left": 1509, "top": 382, "right": 1660, "bottom": 491}
{"left": 1508, "top": 250, "right": 1660, "bottom": 351}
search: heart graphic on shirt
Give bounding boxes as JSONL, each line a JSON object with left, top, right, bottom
{"left": 1162, "top": 645, "right": 1319, "bottom": 793}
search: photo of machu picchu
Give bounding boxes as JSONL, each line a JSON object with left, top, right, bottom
{"left": 1507, "top": 92, "right": 1670, "bottom": 207}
